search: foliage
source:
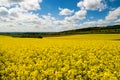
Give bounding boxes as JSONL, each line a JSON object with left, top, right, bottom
{"left": 60, "top": 25, "right": 120, "bottom": 34}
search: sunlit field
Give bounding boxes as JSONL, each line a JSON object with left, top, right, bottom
{"left": 0, "top": 34, "right": 120, "bottom": 80}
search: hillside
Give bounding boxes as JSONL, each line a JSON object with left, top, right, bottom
{"left": 0, "top": 25, "right": 120, "bottom": 38}
{"left": 59, "top": 25, "right": 120, "bottom": 34}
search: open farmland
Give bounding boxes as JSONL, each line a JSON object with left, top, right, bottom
{"left": 0, "top": 34, "right": 120, "bottom": 80}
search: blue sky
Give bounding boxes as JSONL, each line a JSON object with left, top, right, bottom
{"left": 0, "top": 0, "right": 120, "bottom": 32}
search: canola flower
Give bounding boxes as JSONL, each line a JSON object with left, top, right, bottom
{"left": 0, "top": 34, "right": 120, "bottom": 80}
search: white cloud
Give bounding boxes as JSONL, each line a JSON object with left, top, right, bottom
{"left": 20, "top": 0, "right": 42, "bottom": 10}
{"left": 80, "top": 19, "right": 110, "bottom": 28}
{"left": 0, "top": 0, "right": 49, "bottom": 32}
{"left": 0, "top": 4, "right": 87, "bottom": 32}
{"left": 105, "top": 7, "right": 120, "bottom": 21}
{"left": 9, "top": 7, "right": 20, "bottom": 18}
{"left": 52, "top": 9, "right": 87, "bottom": 31}
{"left": 0, "top": 0, "right": 42, "bottom": 11}
{"left": 0, "top": 7, "right": 10, "bottom": 22}
{"left": 0, "top": 0, "right": 24, "bottom": 6}
{"left": 77, "top": 0, "right": 107, "bottom": 11}
{"left": 75, "top": 10, "right": 87, "bottom": 19}
{"left": 0, "top": 6, "right": 60, "bottom": 32}
{"left": 0, "top": 0, "right": 119, "bottom": 32}
{"left": 115, "top": 19, "right": 120, "bottom": 23}
{"left": 0, "top": 0, "right": 11, "bottom": 6}
{"left": 80, "top": 7, "right": 120, "bottom": 28}
{"left": 53, "top": 20, "right": 79, "bottom": 31}
{"left": 0, "top": 7, "right": 9, "bottom": 17}
{"left": 8, "top": 0, "right": 25, "bottom": 3}
{"left": 59, "top": 8, "right": 74, "bottom": 16}
{"left": 0, "top": 6, "right": 25, "bottom": 21}
{"left": 65, "top": 9, "right": 87, "bottom": 22}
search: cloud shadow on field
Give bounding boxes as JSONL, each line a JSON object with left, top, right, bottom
{"left": 111, "top": 39, "right": 120, "bottom": 41}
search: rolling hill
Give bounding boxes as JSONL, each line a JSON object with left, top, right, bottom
{"left": 0, "top": 25, "right": 120, "bottom": 38}
{"left": 59, "top": 25, "right": 120, "bottom": 34}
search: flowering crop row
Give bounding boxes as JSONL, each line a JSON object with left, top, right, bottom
{"left": 0, "top": 34, "right": 120, "bottom": 80}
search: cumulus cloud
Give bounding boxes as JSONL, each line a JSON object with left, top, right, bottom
{"left": 77, "top": 0, "right": 107, "bottom": 11}
{"left": 0, "top": 7, "right": 9, "bottom": 17}
{"left": 0, "top": 6, "right": 25, "bottom": 22}
{"left": 115, "top": 19, "right": 120, "bottom": 23}
{"left": 0, "top": 0, "right": 10, "bottom": 6}
{"left": 0, "top": 0, "right": 24, "bottom": 6}
{"left": 0, "top": 7, "right": 9, "bottom": 22}
{"left": 53, "top": 9, "right": 87, "bottom": 31}
{"left": 0, "top": 4, "right": 87, "bottom": 32}
{"left": 0, "top": 0, "right": 42, "bottom": 11}
{"left": 105, "top": 7, "right": 120, "bottom": 21}
{"left": 0, "top": 0, "right": 119, "bottom": 32}
{"left": 59, "top": 8, "right": 74, "bottom": 16}
{"left": 0, "top": 0, "right": 46, "bottom": 32}
{"left": 0, "top": 6, "right": 60, "bottom": 32}
{"left": 65, "top": 9, "right": 87, "bottom": 22}
{"left": 8, "top": 0, "right": 25, "bottom": 3}
{"left": 80, "top": 7, "right": 120, "bottom": 28}
{"left": 75, "top": 10, "right": 87, "bottom": 19}
{"left": 20, "top": 0, "right": 42, "bottom": 10}
{"left": 0, "top": 13, "right": 55, "bottom": 32}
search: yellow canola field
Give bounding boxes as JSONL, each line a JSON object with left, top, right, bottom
{"left": 0, "top": 34, "right": 120, "bottom": 80}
